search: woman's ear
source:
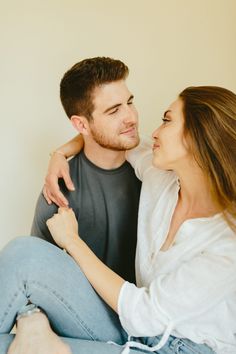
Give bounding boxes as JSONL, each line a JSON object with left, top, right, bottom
{"left": 70, "top": 115, "right": 90, "bottom": 135}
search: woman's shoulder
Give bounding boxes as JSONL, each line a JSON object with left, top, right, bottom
{"left": 205, "top": 219, "right": 236, "bottom": 259}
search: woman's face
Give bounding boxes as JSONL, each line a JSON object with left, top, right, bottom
{"left": 152, "top": 98, "right": 190, "bottom": 170}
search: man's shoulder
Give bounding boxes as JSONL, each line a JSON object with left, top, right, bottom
{"left": 68, "top": 152, "right": 81, "bottom": 168}
{"left": 34, "top": 192, "right": 58, "bottom": 219}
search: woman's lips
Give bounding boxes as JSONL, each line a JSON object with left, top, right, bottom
{"left": 152, "top": 144, "right": 160, "bottom": 151}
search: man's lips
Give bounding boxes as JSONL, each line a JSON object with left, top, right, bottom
{"left": 120, "top": 127, "right": 136, "bottom": 135}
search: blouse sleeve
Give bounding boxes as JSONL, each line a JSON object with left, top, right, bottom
{"left": 125, "top": 136, "right": 153, "bottom": 181}
{"left": 118, "top": 241, "right": 236, "bottom": 337}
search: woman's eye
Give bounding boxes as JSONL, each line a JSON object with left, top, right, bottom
{"left": 162, "top": 118, "right": 170, "bottom": 123}
{"left": 128, "top": 101, "right": 133, "bottom": 105}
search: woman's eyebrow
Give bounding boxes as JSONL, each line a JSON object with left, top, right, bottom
{"left": 127, "top": 94, "right": 134, "bottom": 102}
{"left": 163, "top": 110, "right": 171, "bottom": 118}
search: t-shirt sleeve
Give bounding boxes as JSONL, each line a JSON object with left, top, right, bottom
{"left": 118, "top": 243, "right": 236, "bottom": 337}
{"left": 30, "top": 191, "right": 58, "bottom": 245}
{"left": 125, "top": 137, "right": 153, "bottom": 181}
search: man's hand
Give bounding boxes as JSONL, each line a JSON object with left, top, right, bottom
{"left": 46, "top": 207, "right": 79, "bottom": 250}
{"left": 43, "top": 152, "right": 75, "bottom": 207}
{"left": 7, "top": 312, "right": 71, "bottom": 354}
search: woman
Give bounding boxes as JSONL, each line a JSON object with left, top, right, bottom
{"left": 45, "top": 86, "right": 236, "bottom": 353}
{"left": 1, "top": 86, "right": 236, "bottom": 354}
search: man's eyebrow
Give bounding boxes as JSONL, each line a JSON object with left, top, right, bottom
{"left": 163, "top": 110, "right": 171, "bottom": 117}
{"left": 103, "top": 95, "right": 134, "bottom": 114}
{"left": 104, "top": 103, "right": 122, "bottom": 114}
{"left": 128, "top": 94, "right": 134, "bottom": 102}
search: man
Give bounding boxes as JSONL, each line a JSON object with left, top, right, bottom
{"left": 31, "top": 57, "right": 141, "bottom": 283}
{"left": 0, "top": 57, "right": 142, "bottom": 354}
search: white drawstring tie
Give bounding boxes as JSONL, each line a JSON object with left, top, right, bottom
{"left": 108, "top": 323, "right": 174, "bottom": 354}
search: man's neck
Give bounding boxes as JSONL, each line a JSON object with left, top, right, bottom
{"left": 83, "top": 140, "right": 126, "bottom": 170}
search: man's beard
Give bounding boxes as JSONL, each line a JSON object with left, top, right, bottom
{"left": 90, "top": 125, "right": 140, "bottom": 151}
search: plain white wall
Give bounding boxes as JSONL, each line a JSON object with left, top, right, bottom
{"left": 0, "top": 0, "right": 236, "bottom": 249}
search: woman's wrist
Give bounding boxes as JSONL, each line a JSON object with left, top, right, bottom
{"left": 65, "top": 236, "right": 83, "bottom": 254}
{"left": 49, "top": 150, "right": 67, "bottom": 159}
{"left": 51, "top": 134, "right": 84, "bottom": 160}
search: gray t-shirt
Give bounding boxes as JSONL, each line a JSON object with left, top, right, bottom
{"left": 31, "top": 151, "right": 141, "bottom": 283}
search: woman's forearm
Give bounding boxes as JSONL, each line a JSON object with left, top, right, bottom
{"left": 46, "top": 208, "right": 125, "bottom": 311}
{"left": 55, "top": 134, "right": 84, "bottom": 158}
{"left": 66, "top": 238, "right": 125, "bottom": 312}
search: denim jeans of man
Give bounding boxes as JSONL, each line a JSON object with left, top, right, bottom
{"left": 0, "top": 237, "right": 215, "bottom": 354}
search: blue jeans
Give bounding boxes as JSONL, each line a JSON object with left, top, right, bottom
{"left": 0, "top": 237, "right": 215, "bottom": 354}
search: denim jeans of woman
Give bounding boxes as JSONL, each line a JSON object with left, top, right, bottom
{"left": 0, "top": 237, "right": 215, "bottom": 354}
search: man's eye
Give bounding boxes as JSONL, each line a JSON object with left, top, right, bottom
{"left": 128, "top": 101, "right": 133, "bottom": 105}
{"left": 109, "top": 108, "right": 119, "bottom": 115}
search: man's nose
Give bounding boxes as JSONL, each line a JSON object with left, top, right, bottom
{"left": 123, "top": 105, "right": 138, "bottom": 124}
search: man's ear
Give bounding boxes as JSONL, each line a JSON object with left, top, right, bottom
{"left": 70, "top": 115, "right": 90, "bottom": 135}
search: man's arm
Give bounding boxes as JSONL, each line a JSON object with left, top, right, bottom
{"left": 31, "top": 191, "right": 58, "bottom": 244}
{"left": 44, "top": 134, "right": 84, "bottom": 207}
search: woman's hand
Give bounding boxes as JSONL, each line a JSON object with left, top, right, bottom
{"left": 44, "top": 135, "right": 84, "bottom": 207}
{"left": 43, "top": 152, "right": 75, "bottom": 207}
{"left": 46, "top": 207, "right": 79, "bottom": 250}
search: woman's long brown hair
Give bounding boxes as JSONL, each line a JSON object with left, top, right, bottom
{"left": 179, "top": 86, "right": 236, "bottom": 231}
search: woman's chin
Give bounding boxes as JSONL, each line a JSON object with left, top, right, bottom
{"left": 152, "top": 157, "right": 167, "bottom": 170}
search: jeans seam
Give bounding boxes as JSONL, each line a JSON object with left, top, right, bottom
{"left": 29, "top": 280, "right": 99, "bottom": 340}
{"left": 177, "top": 339, "right": 205, "bottom": 354}
{"left": 0, "top": 286, "right": 26, "bottom": 330}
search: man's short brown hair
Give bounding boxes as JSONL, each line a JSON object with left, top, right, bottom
{"left": 60, "top": 57, "right": 129, "bottom": 121}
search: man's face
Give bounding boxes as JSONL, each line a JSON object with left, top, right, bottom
{"left": 88, "top": 80, "right": 139, "bottom": 151}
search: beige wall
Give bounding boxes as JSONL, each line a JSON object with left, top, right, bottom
{"left": 0, "top": 0, "right": 235, "bottom": 249}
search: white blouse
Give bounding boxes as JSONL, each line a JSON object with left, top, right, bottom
{"left": 117, "top": 138, "right": 236, "bottom": 354}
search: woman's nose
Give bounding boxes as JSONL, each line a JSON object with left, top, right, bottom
{"left": 152, "top": 126, "right": 160, "bottom": 139}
